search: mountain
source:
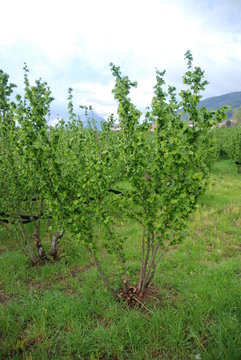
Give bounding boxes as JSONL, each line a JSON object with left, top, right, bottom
{"left": 50, "top": 103, "right": 106, "bottom": 130}
{"left": 49, "top": 92, "right": 241, "bottom": 127}
{"left": 197, "top": 91, "right": 241, "bottom": 119}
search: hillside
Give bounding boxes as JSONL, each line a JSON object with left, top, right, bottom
{"left": 198, "top": 91, "right": 241, "bottom": 119}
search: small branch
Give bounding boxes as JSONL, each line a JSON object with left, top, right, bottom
{"left": 0, "top": 211, "right": 44, "bottom": 224}
{"left": 145, "top": 242, "right": 170, "bottom": 288}
{"left": 144, "top": 240, "right": 160, "bottom": 286}
{"left": 132, "top": 295, "right": 153, "bottom": 313}
{"left": 140, "top": 231, "right": 158, "bottom": 295}
{"left": 89, "top": 248, "right": 119, "bottom": 300}
{"left": 153, "top": 242, "right": 170, "bottom": 268}
{"left": 0, "top": 189, "right": 124, "bottom": 224}
{"left": 17, "top": 214, "right": 36, "bottom": 261}
{"left": 1, "top": 221, "right": 29, "bottom": 258}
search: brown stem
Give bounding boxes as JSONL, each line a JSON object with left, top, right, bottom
{"left": 138, "top": 227, "right": 146, "bottom": 292}
{"left": 140, "top": 232, "right": 159, "bottom": 296}
{"left": 145, "top": 242, "right": 170, "bottom": 289}
{"left": 132, "top": 296, "right": 153, "bottom": 313}
{"left": 143, "top": 241, "right": 160, "bottom": 288}
{"left": 140, "top": 232, "right": 150, "bottom": 293}
{"left": 32, "top": 202, "right": 48, "bottom": 262}
{"left": 31, "top": 197, "right": 48, "bottom": 262}
{"left": 32, "top": 231, "right": 48, "bottom": 262}
{"left": 89, "top": 248, "right": 119, "bottom": 299}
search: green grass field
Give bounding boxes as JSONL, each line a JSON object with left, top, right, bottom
{"left": 0, "top": 159, "right": 240, "bottom": 360}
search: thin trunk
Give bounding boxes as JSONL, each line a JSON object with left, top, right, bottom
{"left": 145, "top": 242, "right": 170, "bottom": 289}
{"left": 16, "top": 199, "right": 36, "bottom": 261}
{"left": 140, "top": 232, "right": 159, "bottom": 296}
{"left": 49, "top": 230, "right": 64, "bottom": 259}
{"left": 143, "top": 240, "right": 160, "bottom": 287}
{"left": 137, "top": 227, "right": 146, "bottom": 292}
{"left": 18, "top": 216, "right": 36, "bottom": 262}
{"left": 32, "top": 230, "right": 48, "bottom": 262}
{"left": 151, "top": 231, "right": 155, "bottom": 256}
{"left": 89, "top": 248, "right": 119, "bottom": 299}
{"left": 118, "top": 249, "right": 128, "bottom": 293}
{"left": 140, "top": 232, "right": 150, "bottom": 293}
{"left": 32, "top": 197, "right": 48, "bottom": 262}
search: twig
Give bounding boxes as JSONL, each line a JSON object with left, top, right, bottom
{"left": 132, "top": 295, "right": 153, "bottom": 313}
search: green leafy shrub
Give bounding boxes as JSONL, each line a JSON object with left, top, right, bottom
{"left": 214, "top": 126, "right": 241, "bottom": 172}
{"left": 110, "top": 51, "right": 227, "bottom": 296}
{"left": 0, "top": 51, "right": 228, "bottom": 298}
{"left": 0, "top": 67, "right": 63, "bottom": 264}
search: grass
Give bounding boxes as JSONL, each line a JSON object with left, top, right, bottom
{"left": 0, "top": 159, "right": 241, "bottom": 359}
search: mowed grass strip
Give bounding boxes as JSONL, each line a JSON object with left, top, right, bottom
{"left": 0, "top": 159, "right": 240, "bottom": 360}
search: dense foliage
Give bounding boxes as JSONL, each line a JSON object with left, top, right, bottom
{"left": 0, "top": 67, "right": 63, "bottom": 264}
{"left": 110, "top": 51, "right": 227, "bottom": 296}
{"left": 233, "top": 105, "right": 241, "bottom": 126}
{"left": 0, "top": 52, "right": 228, "bottom": 298}
{"left": 214, "top": 126, "right": 241, "bottom": 172}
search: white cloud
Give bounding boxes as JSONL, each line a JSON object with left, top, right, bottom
{"left": 72, "top": 75, "right": 159, "bottom": 119}
{"left": 71, "top": 81, "right": 116, "bottom": 118}
{"left": 1, "top": 0, "right": 192, "bottom": 65}
{"left": 0, "top": 0, "right": 240, "bottom": 116}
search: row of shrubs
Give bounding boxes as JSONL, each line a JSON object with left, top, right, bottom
{"left": 213, "top": 126, "right": 241, "bottom": 172}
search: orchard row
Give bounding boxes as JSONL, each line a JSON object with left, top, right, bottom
{"left": 0, "top": 52, "right": 228, "bottom": 299}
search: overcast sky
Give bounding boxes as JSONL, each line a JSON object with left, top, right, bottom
{"left": 0, "top": 0, "right": 240, "bottom": 119}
